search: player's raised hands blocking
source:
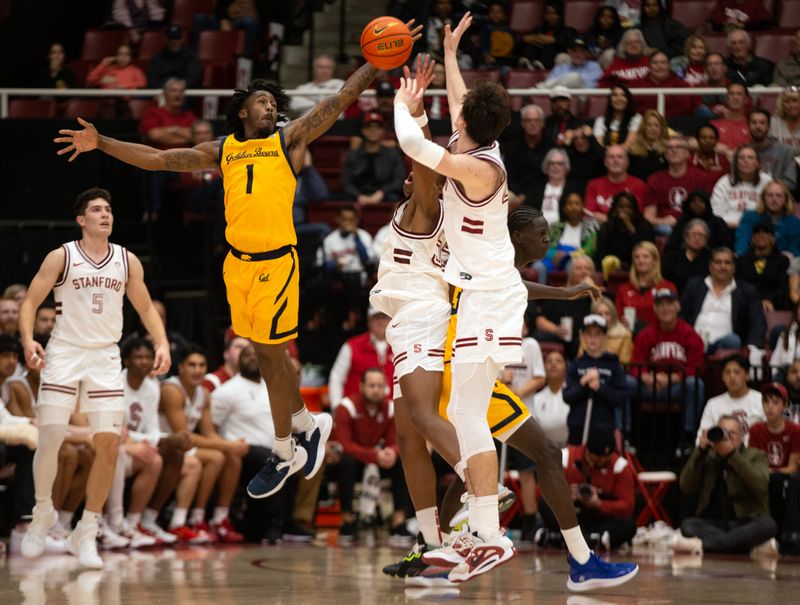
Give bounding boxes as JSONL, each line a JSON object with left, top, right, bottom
{"left": 54, "top": 117, "right": 99, "bottom": 162}
{"left": 151, "top": 343, "right": 172, "bottom": 377}
{"left": 402, "top": 54, "right": 436, "bottom": 114}
{"left": 405, "top": 19, "right": 423, "bottom": 45}
{"left": 394, "top": 77, "right": 424, "bottom": 110}
{"left": 443, "top": 11, "right": 472, "bottom": 56}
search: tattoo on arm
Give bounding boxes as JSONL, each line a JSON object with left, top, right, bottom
{"left": 163, "top": 149, "right": 213, "bottom": 171}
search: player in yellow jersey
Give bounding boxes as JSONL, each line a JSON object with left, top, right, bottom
{"left": 53, "top": 21, "right": 422, "bottom": 500}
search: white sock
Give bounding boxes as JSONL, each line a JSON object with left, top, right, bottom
{"left": 170, "top": 507, "right": 188, "bottom": 529}
{"left": 142, "top": 508, "right": 159, "bottom": 528}
{"left": 108, "top": 506, "right": 124, "bottom": 530}
{"left": 81, "top": 510, "right": 101, "bottom": 527}
{"left": 291, "top": 408, "right": 315, "bottom": 434}
{"left": 212, "top": 507, "right": 229, "bottom": 525}
{"left": 189, "top": 507, "right": 205, "bottom": 526}
{"left": 465, "top": 494, "right": 477, "bottom": 527}
{"left": 454, "top": 460, "right": 467, "bottom": 482}
{"left": 562, "top": 526, "right": 591, "bottom": 564}
{"left": 273, "top": 435, "right": 293, "bottom": 460}
{"left": 58, "top": 510, "right": 73, "bottom": 529}
{"left": 416, "top": 507, "right": 442, "bottom": 546}
{"left": 471, "top": 495, "right": 500, "bottom": 542}
{"left": 126, "top": 512, "right": 142, "bottom": 528}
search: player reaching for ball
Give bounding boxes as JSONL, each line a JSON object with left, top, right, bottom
{"left": 53, "top": 20, "right": 421, "bottom": 501}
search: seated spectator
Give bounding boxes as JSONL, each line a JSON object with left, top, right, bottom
{"left": 736, "top": 222, "right": 790, "bottom": 311}
{"left": 748, "top": 383, "right": 800, "bottom": 552}
{"left": 630, "top": 287, "right": 706, "bottom": 439}
{"left": 639, "top": 0, "right": 688, "bottom": 59}
{"left": 541, "top": 36, "right": 603, "bottom": 90}
{"left": 579, "top": 297, "right": 634, "bottom": 365}
{"left": 665, "top": 189, "right": 732, "bottom": 254}
{"left": 0, "top": 296, "right": 19, "bottom": 336}
{"left": 502, "top": 104, "right": 552, "bottom": 205}
{"left": 773, "top": 30, "right": 800, "bottom": 86}
{"left": 710, "top": 144, "right": 770, "bottom": 229}
{"left": 700, "top": 53, "right": 731, "bottom": 112}
{"left": 538, "top": 425, "right": 637, "bottom": 550}
{"left": 598, "top": 29, "right": 652, "bottom": 88}
{"left": 532, "top": 350, "right": 571, "bottom": 446}
{"left": 479, "top": 1, "right": 517, "bottom": 69}
{"left": 203, "top": 330, "right": 250, "bottom": 393}
{"left": 565, "top": 125, "right": 606, "bottom": 192}
{"left": 520, "top": 1, "right": 576, "bottom": 70}
{"left": 289, "top": 54, "right": 345, "bottom": 115}
{"left": 343, "top": 113, "right": 406, "bottom": 205}
{"left": 628, "top": 110, "right": 669, "bottom": 180}
{"left": 537, "top": 192, "right": 599, "bottom": 282}
{"left": 192, "top": 0, "right": 266, "bottom": 57}
{"left": 586, "top": 5, "right": 624, "bottom": 68}
{"left": 628, "top": 52, "right": 702, "bottom": 117}
{"left": 748, "top": 109, "right": 797, "bottom": 190}
{"left": 35, "top": 42, "right": 76, "bottom": 89}
{"left": 87, "top": 44, "right": 146, "bottom": 89}
{"left": 294, "top": 150, "right": 331, "bottom": 228}
{"left": 681, "top": 248, "right": 766, "bottom": 353}
{"left": 33, "top": 301, "right": 56, "bottom": 339}
{"left": 543, "top": 88, "right": 584, "bottom": 147}
{"left": 593, "top": 85, "right": 642, "bottom": 148}
{"left": 769, "top": 87, "right": 800, "bottom": 153}
{"left": 585, "top": 145, "right": 653, "bottom": 222}
{"left": 771, "top": 302, "right": 800, "bottom": 375}
{"left": 691, "top": 123, "right": 731, "bottom": 181}
{"left": 111, "top": 0, "right": 164, "bottom": 46}
{"left": 725, "top": 29, "right": 774, "bottom": 87}
{"left": 527, "top": 148, "right": 577, "bottom": 226}
{"left": 616, "top": 241, "right": 677, "bottom": 331}
{"left": 663, "top": 218, "right": 713, "bottom": 293}
{"left": 710, "top": 83, "right": 751, "bottom": 155}
{"left": 146, "top": 25, "right": 202, "bottom": 90}
{"left": 710, "top": 0, "right": 772, "bottom": 31}
{"left": 645, "top": 135, "right": 711, "bottom": 233}
{"left": 675, "top": 415, "right": 777, "bottom": 556}
{"left": 563, "top": 315, "right": 629, "bottom": 443}
{"left": 671, "top": 34, "right": 709, "bottom": 85}
{"left": 3, "top": 284, "right": 26, "bottom": 306}
{"left": 328, "top": 308, "right": 393, "bottom": 408}
{"left": 331, "top": 368, "right": 411, "bottom": 543}
{"left": 595, "top": 192, "right": 656, "bottom": 275}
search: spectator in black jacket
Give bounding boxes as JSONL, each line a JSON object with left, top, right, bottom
{"left": 595, "top": 191, "right": 655, "bottom": 275}
{"left": 735, "top": 221, "right": 791, "bottom": 311}
{"left": 665, "top": 189, "right": 733, "bottom": 255}
{"left": 680, "top": 247, "right": 767, "bottom": 353}
{"left": 342, "top": 112, "right": 405, "bottom": 204}
{"left": 146, "top": 25, "right": 203, "bottom": 89}
{"left": 725, "top": 29, "right": 774, "bottom": 87}
{"left": 565, "top": 125, "right": 606, "bottom": 193}
{"left": 663, "top": 218, "right": 712, "bottom": 294}
{"left": 563, "top": 314, "right": 629, "bottom": 444}
{"left": 502, "top": 104, "right": 553, "bottom": 205}
{"left": 520, "top": 1, "right": 577, "bottom": 69}
{"left": 639, "top": 0, "right": 689, "bottom": 60}
{"left": 543, "top": 87, "right": 584, "bottom": 147}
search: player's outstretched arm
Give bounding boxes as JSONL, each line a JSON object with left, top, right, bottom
{"left": 522, "top": 280, "right": 602, "bottom": 302}
{"left": 19, "top": 249, "right": 65, "bottom": 369}
{"left": 125, "top": 252, "right": 171, "bottom": 375}
{"left": 442, "top": 12, "right": 472, "bottom": 131}
{"left": 55, "top": 117, "right": 218, "bottom": 172}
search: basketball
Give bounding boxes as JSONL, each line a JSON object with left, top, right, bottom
{"left": 360, "top": 16, "right": 412, "bottom": 71}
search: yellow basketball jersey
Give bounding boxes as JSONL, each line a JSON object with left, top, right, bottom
{"left": 219, "top": 131, "right": 297, "bottom": 253}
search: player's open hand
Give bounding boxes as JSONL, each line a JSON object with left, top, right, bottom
{"left": 443, "top": 12, "right": 472, "bottom": 56}
{"left": 404, "top": 19, "right": 423, "bottom": 45}
{"left": 402, "top": 54, "right": 435, "bottom": 115}
{"left": 566, "top": 282, "right": 602, "bottom": 301}
{"left": 151, "top": 343, "right": 171, "bottom": 376}
{"left": 23, "top": 339, "right": 46, "bottom": 370}
{"left": 394, "top": 77, "right": 424, "bottom": 110}
{"left": 54, "top": 117, "right": 99, "bottom": 162}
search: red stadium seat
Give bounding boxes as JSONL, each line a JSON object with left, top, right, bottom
{"left": 765, "top": 310, "right": 792, "bottom": 340}
{"left": 138, "top": 31, "right": 165, "bottom": 61}
{"left": 81, "top": 30, "right": 128, "bottom": 62}
{"left": 459, "top": 69, "right": 502, "bottom": 89}
{"left": 8, "top": 99, "right": 56, "bottom": 118}
{"left": 504, "top": 69, "right": 547, "bottom": 111}
{"left": 202, "top": 62, "right": 235, "bottom": 88}
{"left": 309, "top": 136, "right": 351, "bottom": 192}
{"left": 584, "top": 95, "right": 607, "bottom": 119}
{"left": 510, "top": 2, "right": 543, "bottom": 34}
{"left": 197, "top": 30, "right": 245, "bottom": 63}
{"left": 66, "top": 59, "right": 92, "bottom": 87}
{"left": 779, "top": 0, "right": 800, "bottom": 29}
{"left": 172, "top": 0, "right": 214, "bottom": 32}
{"left": 754, "top": 33, "right": 794, "bottom": 65}
{"left": 63, "top": 99, "right": 102, "bottom": 119}
{"left": 564, "top": 1, "right": 599, "bottom": 33}
{"left": 704, "top": 33, "right": 729, "bottom": 56}
{"left": 128, "top": 99, "right": 157, "bottom": 119}
{"left": 669, "top": 1, "right": 712, "bottom": 31}
{"left": 755, "top": 92, "right": 778, "bottom": 113}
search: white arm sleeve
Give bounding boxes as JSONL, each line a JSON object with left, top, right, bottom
{"left": 394, "top": 102, "right": 445, "bottom": 170}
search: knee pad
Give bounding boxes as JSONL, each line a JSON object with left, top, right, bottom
{"left": 447, "top": 363, "right": 498, "bottom": 459}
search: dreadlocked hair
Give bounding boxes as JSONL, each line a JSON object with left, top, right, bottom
{"left": 508, "top": 206, "right": 543, "bottom": 234}
{"left": 224, "top": 79, "right": 290, "bottom": 138}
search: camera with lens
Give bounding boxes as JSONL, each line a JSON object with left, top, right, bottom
{"left": 579, "top": 483, "right": 594, "bottom": 499}
{"left": 706, "top": 426, "right": 728, "bottom": 443}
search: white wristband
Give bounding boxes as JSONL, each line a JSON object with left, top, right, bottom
{"left": 413, "top": 112, "right": 429, "bottom": 127}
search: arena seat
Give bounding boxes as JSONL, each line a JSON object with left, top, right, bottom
{"left": 754, "top": 33, "right": 794, "bottom": 65}
{"left": 309, "top": 136, "right": 351, "bottom": 192}
{"left": 509, "top": 1, "right": 543, "bottom": 34}
{"left": 128, "top": 98, "right": 157, "bottom": 119}
{"left": 63, "top": 99, "right": 102, "bottom": 119}
{"left": 459, "top": 69, "right": 501, "bottom": 89}
{"left": 81, "top": 29, "right": 128, "bottom": 62}
{"left": 197, "top": 30, "right": 245, "bottom": 63}
{"left": 8, "top": 99, "right": 56, "bottom": 118}
{"left": 778, "top": 0, "right": 800, "bottom": 29}
{"left": 669, "top": 1, "right": 712, "bottom": 30}
{"left": 704, "top": 33, "right": 729, "bottom": 57}
{"left": 504, "top": 69, "right": 547, "bottom": 111}
{"left": 584, "top": 95, "right": 607, "bottom": 119}
{"left": 172, "top": 0, "right": 215, "bottom": 32}
{"left": 138, "top": 31, "right": 165, "bottom": 61}
{"left": 564, "top": 1, "right": 599, "bottom": 33}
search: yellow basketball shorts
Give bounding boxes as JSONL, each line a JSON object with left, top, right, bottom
{"left": 222, "top": 248, "right": 299, "bottom": 344}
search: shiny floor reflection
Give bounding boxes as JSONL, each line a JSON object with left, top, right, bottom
{"left": 1, "top": 543, "right": 799, "bottom": 604}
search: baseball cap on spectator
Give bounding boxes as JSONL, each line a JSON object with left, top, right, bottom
{"left": 166, "top": 24, "right": 182, "bottom": 39}
{"left": 550, "top": 86, "right": 571, "bottom": 101}
{"left": 762, "top": 382, "right": 788, "bottom": 402}
{"left": 581, "top": 314, "right": 607, "bottom": 332}
{"left": 570, "top": 36, "right": 588, "bottom": 50}
{"left": 362, "top": 111, "right": 385, "bottom": 127}
{"left": 376, "top": 81, "right": 395, "bottom": 97}
{"left": 587, "top": 425, "right": 616, "bottom": 456}
{"left": 653, "top": 287, "right": 678, "bottom": 303}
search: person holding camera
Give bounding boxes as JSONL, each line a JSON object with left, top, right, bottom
{"left": 538, "top": 424, "right": 636, "bottom": 550}
{"left": 674, "top": 415, "right": 778, "bottom": 556}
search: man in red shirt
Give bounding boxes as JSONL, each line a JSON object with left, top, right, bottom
{"left": 711, "top": 83, "right": 751, "bottom": 157}
{"left": 645, "top": 136, "right": 711, "bottom": 234}
{"left": 749, "top": 383, "right": 800, "bottom": 550}
{"left": 537, "top": 425, "right": 636, "bottom": 550}
{"left": 330, "top": 368, "right": 411, "bottom": 543}
{"left": 202, "top": 329, "right": 250, "bottom": 393}
{"left": 630, "top": 287, "right": 706, "bottom": 440}
{"left": 584, "top": 145, "right": 653, "bottom": 222}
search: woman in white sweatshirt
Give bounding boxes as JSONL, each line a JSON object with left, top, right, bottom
{"left": 710, "top": 144, "right": 771, "bottom": 229}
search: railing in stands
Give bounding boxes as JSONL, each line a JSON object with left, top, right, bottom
{"left": 0, "top": 86, "right": 790, "bottom": 119}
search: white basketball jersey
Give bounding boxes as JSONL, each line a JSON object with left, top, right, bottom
{"left": 370, "top": 199, "right": 449, "bottom": 317}
{"left": 159, "top": 376, "right": 206, "bottom": 434}
{"left": 51, "top": 241, "right": 128, "bottom": 348}
{"left": 442, "top": 133, "right": 518, "bottom": 291}
{"left": 123, "top": 369, "right": 161, "bottom": 439}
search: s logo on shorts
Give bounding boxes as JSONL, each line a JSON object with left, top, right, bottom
{"left": 484, "top": 329, "right": 494, "bottom": 342}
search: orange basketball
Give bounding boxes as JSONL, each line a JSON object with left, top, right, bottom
{"left": 360, "top": 16, "right": 413, "bottom": 71}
